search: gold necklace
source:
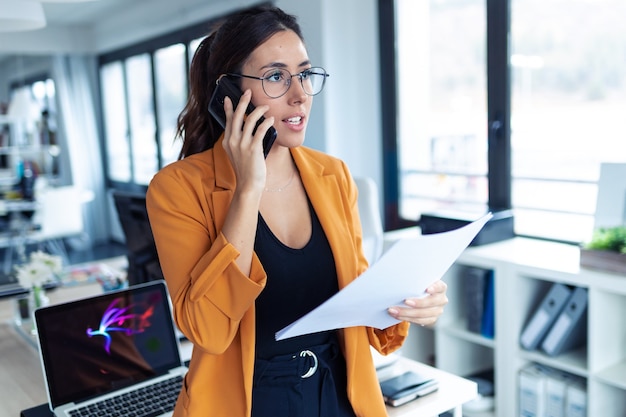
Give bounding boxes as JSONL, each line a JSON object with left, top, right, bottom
{"left": 264, "top": 170, "right": 295, "bottom": 192}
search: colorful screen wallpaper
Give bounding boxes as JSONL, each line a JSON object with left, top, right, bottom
{"left": 37, "top": 285, "right": 180, "bottom": 407}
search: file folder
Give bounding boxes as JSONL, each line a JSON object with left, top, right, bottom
{"left": 565, "top": 379, "right": 587, "bottom": 417}
{"left": 518, "top": 364, "right": 549, "bottom": 417}
{"left": 520, "top": 283, "right": 572, "bottom": 351}
{"left": 464, "top": 267, "right": 490, "bottom": 333}
{"left": 545, "top": 370, "right": 572, "bottom": 417}
{"left": 541, "top": 287, "right": 588, "bottom": 357}
{"left": 481, "top": 271, "right": 495, "bottom": 338}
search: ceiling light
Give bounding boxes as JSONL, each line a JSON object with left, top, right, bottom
{"left": 0, "top": 0, "right": 46, "bottom": 32}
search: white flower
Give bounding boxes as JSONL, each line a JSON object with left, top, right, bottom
{"left": 15, "top": 251, "right": 63, "bottom": 288}
{"left": 30, "top": 251, "right": 63, "bottom": 274}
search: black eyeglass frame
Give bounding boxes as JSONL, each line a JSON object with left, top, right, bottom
{"left": 224, "top": 67, "right": 330, "bottom": 99}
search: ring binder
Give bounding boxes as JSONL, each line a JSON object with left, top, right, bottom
{"left": 541, "top": 287, "right": 588, "bottom": 357}
{"left": 520, "top": 283, "right": 572, "bottom": 351}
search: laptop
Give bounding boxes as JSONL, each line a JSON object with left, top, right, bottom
{"left": 0, "top": 270, "right": 27, "bottom": 299}
{"left": 0, "top": 274, "right": 58, "bottom": 299}
{"left": 34, "top": 280, "right": 188, "bottom": 417}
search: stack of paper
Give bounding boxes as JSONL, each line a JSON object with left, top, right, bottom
{"left": 276, "top": 213, "right": 493, "bottom": 341}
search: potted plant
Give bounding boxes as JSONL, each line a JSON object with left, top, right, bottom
{"left": 580, "top": 226, "right": 626, "bottom": 274}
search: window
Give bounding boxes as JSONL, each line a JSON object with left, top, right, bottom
{"left": 126, "top": 53, "right": 159, "bottom": 185}
{"left": 381, "top": 0, "right": 626, "bottom": 243}
{"left": 394, "top": 0, "right": 488, "bottom": 219}
{"left": 99, "top": 22, "right": 217, "bottom": 190}
{"left": 101, "top": 62, "right": 131, "bottom": 183}
{"left": 510, "top": 0, "right": 626, "bottom": 242}
{"left": 6, "top": 77, "right": 59, "bottom": 178}
{"left": 31, "top": 79, "right": 57, "bottom": 125}
{"left": 154, "top": 44, "right": 188, "bottom": 168}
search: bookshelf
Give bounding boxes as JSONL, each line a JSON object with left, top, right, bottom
{"left": 0, "top": 114, "right": 57, "bottom": 187}
{"left": 395, "top": 236, "right": 626, "bottom": 417}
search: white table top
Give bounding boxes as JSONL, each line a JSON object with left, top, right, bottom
{"left": 379, "top": 357, "right": 477, "bottom": 416}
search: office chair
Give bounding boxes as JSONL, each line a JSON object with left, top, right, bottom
{"left": 354, "top": 176, "right": 384, "bottom": 264}
{"left": 111, "top": 191, "right": 164, "bottom": 286}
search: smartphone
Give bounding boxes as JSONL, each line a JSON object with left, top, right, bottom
{"left": 208, "top": 76, "right": 277, "bottom": 158}
{"left": 380, "top": 371, "right": 439, "bottom": 407}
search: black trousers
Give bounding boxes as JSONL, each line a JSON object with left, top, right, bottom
{"left": 251, "top": 342, "right": 357, "bottom": 417}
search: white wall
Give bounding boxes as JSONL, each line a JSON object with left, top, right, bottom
{"left": 279, "top": 0, "right": 383, "bottom": 188}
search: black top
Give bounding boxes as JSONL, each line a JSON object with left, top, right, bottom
{"left": 254, "top": 201, "right": 339, "bottom": 359}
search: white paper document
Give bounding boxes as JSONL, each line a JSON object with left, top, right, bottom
{"left": 275, "top": 213, "right": 493, "bottom": 341}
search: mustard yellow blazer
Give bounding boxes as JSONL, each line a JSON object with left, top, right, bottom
{"left": 146, "top": 140, "right": 409, "bottom": 417}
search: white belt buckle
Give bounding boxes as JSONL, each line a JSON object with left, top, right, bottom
{"left": 299, "top": 350, "right": 318, "bottom": 378}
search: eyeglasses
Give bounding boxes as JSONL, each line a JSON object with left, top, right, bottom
{"left": 225, "top": 67, "right": 329, "bottom": 99}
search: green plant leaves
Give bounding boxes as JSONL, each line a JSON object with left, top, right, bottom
{"left": 585, "top": 226, "right": 626, "bottom": 253}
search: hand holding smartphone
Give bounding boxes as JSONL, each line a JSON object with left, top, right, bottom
{"left": 208, "top": 76, "right": 277, "bottom": 158}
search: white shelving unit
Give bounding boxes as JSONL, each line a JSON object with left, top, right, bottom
{"left": 0, "top": 115, "right": 20, "bottom": 186}
{"left": 400, "top": 237, "right": 626, "bottom": 417}
{"left": 0, "top": 114, "right": 53, "bottom": 187}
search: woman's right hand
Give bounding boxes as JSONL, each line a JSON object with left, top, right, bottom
{"left": 222, "top": 89, "right": 275, "bottom": 196}
{"left": 220, "top": 89, "right": 274, "bottom": 276}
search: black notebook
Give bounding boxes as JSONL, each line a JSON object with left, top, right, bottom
{"left": 380, "top": 371, "right": 439, "bottom": 407}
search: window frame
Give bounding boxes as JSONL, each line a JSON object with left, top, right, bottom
{"left": 378, "top": 0, "right": 512, "bottom": 231}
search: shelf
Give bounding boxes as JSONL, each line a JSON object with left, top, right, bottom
{"left": 0, "top": 146, "right": 51, "bottom": 155}
{"left": 423, "top": 237, "right": 626, "bottom": 417}
{"left": 439, "top": 321, "right": 496, "bottom": 349}
{"left": 463, "top": 409, "right": 495, "bottom": 417}
{"left": 518, "top": 346, "right": 588, "bottom": 377}
{"left": 595, "top": 360, "right": 626, "bottom": 390}
{"left": 458, "top": 237, "right": 581, "bottom": 274}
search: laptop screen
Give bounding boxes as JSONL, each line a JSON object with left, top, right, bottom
{"left": 34, "top": 281, "right": 182, "bottom": 409}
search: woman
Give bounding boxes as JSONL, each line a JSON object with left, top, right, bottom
{"left": 146, "top": 4, "right": 448, "bottom": 417}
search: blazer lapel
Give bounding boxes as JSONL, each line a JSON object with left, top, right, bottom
{"left": 208, "top": 143, "right": 359, "bottom": 290}
{"left": 292, "top": 148, "right": 358, "bottom": 290}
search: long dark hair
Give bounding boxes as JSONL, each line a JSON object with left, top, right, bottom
{"left": 177, "top": 4, "right": 303, "bottom": 159}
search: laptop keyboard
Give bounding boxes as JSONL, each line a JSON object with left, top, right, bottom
{"left": 68, "top": 375, "right": 183, "bottom": 417}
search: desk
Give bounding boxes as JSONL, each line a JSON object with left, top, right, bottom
{"left": 3, "top": 284, "right": 476, "bottom": 417}
{"left": 379, "top": 358, "right": 477, "bottom": 417}
{"left": 0, "top": 283, "right": 103, "bottom": 417}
